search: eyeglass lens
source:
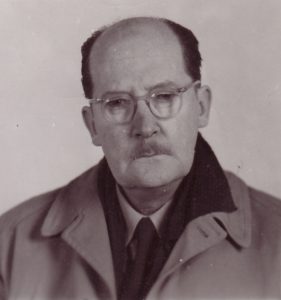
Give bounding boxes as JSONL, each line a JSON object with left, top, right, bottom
{"left": 103, "top": 90, "right": 182, "bottom": 123}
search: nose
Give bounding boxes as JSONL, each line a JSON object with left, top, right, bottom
{"left": 131, "top": 101, "right": 160, "bottom": 138}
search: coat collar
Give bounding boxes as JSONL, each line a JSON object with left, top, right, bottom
{"left": 216, "top": 171, "right": 252, "bottom": 248}
{"left": 40, "top": 167, "right": 251, "bottom": 297}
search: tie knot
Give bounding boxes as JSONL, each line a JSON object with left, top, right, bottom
{"left": 134, "top": 217, "right": 157, "bottom": 246}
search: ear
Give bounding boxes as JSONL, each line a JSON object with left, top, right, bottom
{"left": 196, "top": 85, "right": 212, "bottom": 128}
{"left": 82, "top": 106, "right": 101, "bottom": 146}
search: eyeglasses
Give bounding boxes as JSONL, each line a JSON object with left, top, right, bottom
{"left": 89, "top": 80, "right": 200, "bottom": 124}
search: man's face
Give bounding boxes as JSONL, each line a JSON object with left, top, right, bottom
{"left": 83, "top": 21, "right": 211, "bottom": 188}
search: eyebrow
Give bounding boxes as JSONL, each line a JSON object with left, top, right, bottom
{"left": 145, "top": 80, "right": 180, "bottom": 90}
{"left": 100, "top": 80, "right": 180, "bottom": 98}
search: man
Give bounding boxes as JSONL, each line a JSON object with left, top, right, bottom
{"left": 0, "top": 17, "right": 281, "bottom": 300}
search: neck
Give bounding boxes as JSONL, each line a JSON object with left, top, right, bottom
{"left": 121, "top": 178, "right": 183, "bottom": 215}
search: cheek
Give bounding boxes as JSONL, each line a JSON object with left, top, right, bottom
{"left": 167, "top": 113, "right": 199, "bottom": 161}
{"left": 99, "top": 128, "right": 133, "bottom": 182}
{"left": 98, "top": 126, "right": 130, "bottom": 159}
{"left": 170, "top": 113, "right": 198, "bottom": 142}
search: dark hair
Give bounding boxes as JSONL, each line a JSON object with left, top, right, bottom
{"left": 161, "top": 19, "right": 202, "bottom": 82}
{"left": 81, "top": 28, "right": 105, "bottom": 99}
{"left": 81, "top": 18, "right": 202, "bottom": 99}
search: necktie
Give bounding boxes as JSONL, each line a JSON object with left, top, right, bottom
{"left": 119, "top": 217, "right": 157, "bottom": 300}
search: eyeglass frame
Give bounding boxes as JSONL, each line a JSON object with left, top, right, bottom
{"left": 88, "top": 80, "right": 201, "bottom": 124}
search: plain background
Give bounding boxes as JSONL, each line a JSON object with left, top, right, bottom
{"left": 0, "top": 0, "right": 280, "bottom": 215}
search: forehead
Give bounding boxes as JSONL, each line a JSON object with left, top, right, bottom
{"left": 89, "top": 20, "right": 189, "bottom": 92}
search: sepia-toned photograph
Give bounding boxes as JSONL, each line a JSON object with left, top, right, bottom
{"left": 0, "top": 1, "right": 280, "bottom": 299}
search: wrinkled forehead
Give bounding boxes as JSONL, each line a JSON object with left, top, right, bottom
{"left": 89, "top": 18, "right": 184, "bottom": 70}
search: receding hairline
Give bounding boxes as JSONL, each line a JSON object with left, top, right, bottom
{"left": 89, "top": 17, "right": 181, "bottom": 59}
{"left": 81, "top": 17, "right": 202, "bottom": 99}
{"left": 94, "top": 16, "right": 174, "bottom": 39}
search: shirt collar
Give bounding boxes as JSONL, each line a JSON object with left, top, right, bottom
{"left": 116, "top": 185, "right": 173, "bottom": 245}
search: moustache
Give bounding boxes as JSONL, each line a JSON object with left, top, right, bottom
{"left": 131, "top": 142, "right": 172, "bottom": 160}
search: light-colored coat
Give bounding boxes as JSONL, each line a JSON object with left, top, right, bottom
{"left": 1, "top": 167, "right": 281, "bottom": 299}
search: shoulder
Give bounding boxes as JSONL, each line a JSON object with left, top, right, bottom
{"left": 248, "top": 186, "right": 281, "bottom": 234}
{"left": 225, "top": 171, "right": 281, "bottom": 235}
{"left": 0, "top": 188, "right": 62, "bottom": 282}
{"left": 225, "top": 171, "right": 281, "bottom": 207}
{"left": 0, "top": 165, "right": 100, "bottom": 279}
{"left": 249, "top": 187, "right": 281, "bottom": 216}
{"left": 0, "top": 165, "right": 100, "bottom": 281}
{"left": 0, "top": 189, "right": 60, "bottom": 234}
{"left": 0, "top": 165, "right": 99, "bottom": 235}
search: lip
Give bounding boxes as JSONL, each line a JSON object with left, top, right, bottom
{"left": 132, "top": 142, "right": 170, "bottom": 160}
{"left": 133, "top": 152, "right": 157, "bottom": 160}
{"left": 133, "top": 152, "right": 167, "bottom": 160}
{"left": 138, "top": 150, "right": 157, "bottom": 158}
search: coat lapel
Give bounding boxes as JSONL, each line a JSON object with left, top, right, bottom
{"left": 41, "top": 167, "right": 117, "bottom": 298}
{"left": 157, "top": 215, "right": 227, "bottom": 280}
{"left": 151, "top": 172, "right": 252, "bottom": 290}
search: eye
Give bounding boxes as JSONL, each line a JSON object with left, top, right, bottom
{"left": 153, "top": 92, "right": 177, "bottom": 104}
{"left": 106, "top": 98, "right": 128, "bottom": 108}
{"left": 104, "top": 97, "right": 132, "bottom": 114}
